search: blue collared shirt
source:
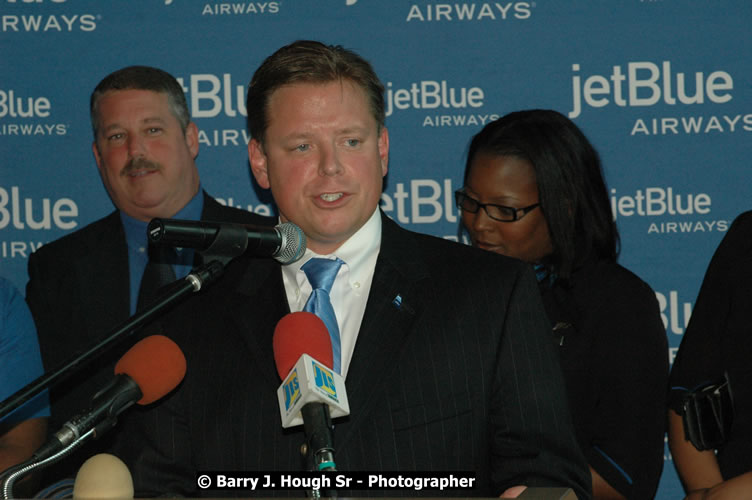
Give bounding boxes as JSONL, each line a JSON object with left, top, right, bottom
{"left": 121, "top": 189, "right": 204, "bottom": 315}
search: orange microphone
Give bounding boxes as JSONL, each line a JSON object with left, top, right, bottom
{"left": 32, "top": 335, "right": 186, "bottom": 461}
{"left": 114, "top": 334, "right": 187, "bottom": 405}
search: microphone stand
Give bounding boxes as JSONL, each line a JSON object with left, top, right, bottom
{"left": 0, "top": 225, "right": 251, "bottom": 496}
{"left": 0, "top": 428, "right": 96, "bottom": 500}
{"left": 0, "top": 223, "right": 247, "bottom": 421}
{"left": 302, "top": 403, "right": 338, "bottom": 499}
{"left": 0, "top": 261, "right": 220, "bottom": 421}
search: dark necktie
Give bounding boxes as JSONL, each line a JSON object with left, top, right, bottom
{"left": 302, "top": 257, "right": 344, "bottom": 374}
{"left": 137, "top": 244, "right": 177, "bottom": 312}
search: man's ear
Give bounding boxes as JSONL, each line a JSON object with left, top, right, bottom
{"left": 378, "top": 126, "right": 389, "bottom": 177}
{"left": 248, "top": 138, "right": 270, "bottom": 189}
{"left": 185, "top": 122, "right": 200, "bottom": 159}
{"left": 92, "top": 141, "right": 103, "bottom": 172}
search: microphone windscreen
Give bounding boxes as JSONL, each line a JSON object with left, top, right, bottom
{"left": 273, "top": 312, "right": 333, "bottom": 379}
{"left": 274, "top": 222, "right": 306, "bottom": 264}
{"left": 114, "top": 335, "right": 187, "bottom": 405}
{"left": 73, "top": 453, "right": 133, "bottom": 499}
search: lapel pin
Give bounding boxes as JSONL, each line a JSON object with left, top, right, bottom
{"left": 392, "top": 294, "right": 402, "bottom": 309}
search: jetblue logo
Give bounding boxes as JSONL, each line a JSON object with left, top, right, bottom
{"left": 283, "top": 369, "right": 300, "bottom": 411}
{"left": 176, "top": 74, "right": 246, "bottom": 119}
{"left": 0, "top": 90, "right": 51, "bottom": 118}
{"left": 385, "top": 80, "right": 485, "bottom": 117}
{"left": 0, "top": 186, "right": 78, "bottom": 230}
{"left": 313, "top": 362, "right": 337, "bottom": 401}
{"left": 610, "top": 187, "right": 711, "bottom": 220}
{"left": 568, "top": 61, "right": 734, "bottom": 119}
{"left": 381, "top": 178, "right": 458, "bottom": 224}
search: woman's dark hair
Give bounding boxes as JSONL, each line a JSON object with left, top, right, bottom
{"left": 464, "top": 109, "right": 619, "bottom": 279}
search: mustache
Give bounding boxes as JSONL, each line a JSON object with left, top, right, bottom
{"left": 121, "top": 157, "right": 161, "bottom": 176}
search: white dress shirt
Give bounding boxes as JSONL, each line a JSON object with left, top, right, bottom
{"left": 281, "top": 208, "right": 381, "bottom": 378}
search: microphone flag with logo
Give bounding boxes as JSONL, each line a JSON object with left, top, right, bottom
{"left": 272, "top": 312, "right": 349, "bottom": 429}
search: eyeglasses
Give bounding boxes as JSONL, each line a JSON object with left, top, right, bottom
{"left": 455, "top": 190, "right": 540, "bottom": 222}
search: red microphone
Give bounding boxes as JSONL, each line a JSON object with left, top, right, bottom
{"left": 273, "top": 311, "right": 333, "bottom": 379}
{"left": 273, "top": 312, "right": 349, "bottom": 474}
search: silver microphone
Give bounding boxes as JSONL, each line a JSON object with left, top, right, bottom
{"left": 147, "top": 219, "right": 306, "bottom": 264}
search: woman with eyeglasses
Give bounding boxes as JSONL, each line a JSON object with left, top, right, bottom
{"left": 457, "top": 109, "right": 668, "bottom": 500}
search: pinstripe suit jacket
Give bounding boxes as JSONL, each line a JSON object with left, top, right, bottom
{"left": 123, "top": 212, "right": 591, "bottom": 499}
{"left": 26, "top": 192, "right": 275, "bottom": 482}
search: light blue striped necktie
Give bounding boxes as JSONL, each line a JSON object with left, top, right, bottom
{"left": 302, "top": 257, "right": 344, "bottom": 373}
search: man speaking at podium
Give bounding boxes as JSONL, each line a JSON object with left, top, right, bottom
{"left": 25, "top": 65, "right": 273, "bottom": 482}
{"left": 123, "top": 42, "right": 591, "bottom": 498}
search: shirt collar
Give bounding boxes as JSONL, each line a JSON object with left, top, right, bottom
{"left": 282, "top": 207, "right": 382, "bottom": 281}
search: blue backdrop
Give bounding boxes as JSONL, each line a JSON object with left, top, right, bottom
{"left": 3, "top": 1, "right": 752, "bottom": 497}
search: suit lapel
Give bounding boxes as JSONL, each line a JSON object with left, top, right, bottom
{"left": 338, "top": 214, "right": 429, "bottom": 446}
{"left": 196, "top": 191, "right": 285, "bottom": 384}
{"left": 224, "top": 256, "right": 290, "bottom": 387}
{"left": 74, "top": 212, "right": 130, "bottom": 343}
{"left": 200, "top": 191, "right": 224, "bottom": 220}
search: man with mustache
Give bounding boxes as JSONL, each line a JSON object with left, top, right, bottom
{"left": 24, "top": 66, "right": 273, "bottom": 486}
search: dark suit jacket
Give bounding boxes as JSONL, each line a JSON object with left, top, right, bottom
{"left": 25, "top": 192, "right": 275, "bottom": 480}
{"left": 123, "top": 213, "right": 591, "bottom": 499}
